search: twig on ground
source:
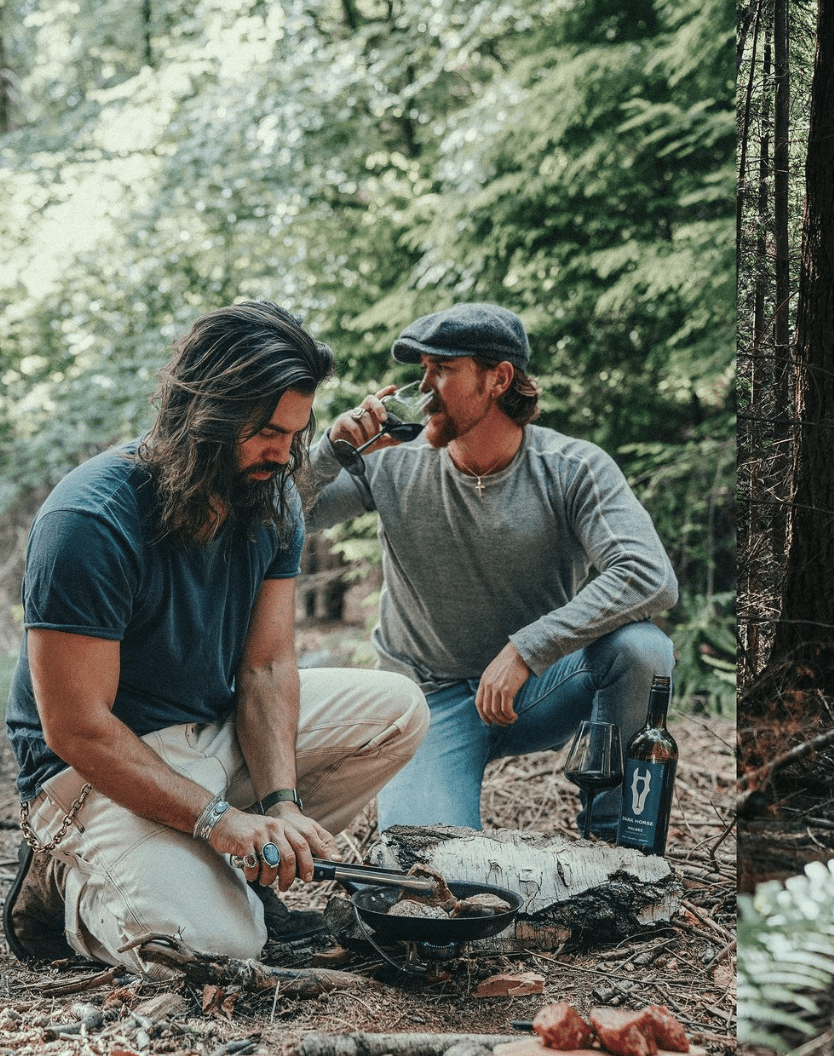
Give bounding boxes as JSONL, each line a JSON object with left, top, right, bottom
{"left": 703, "top": 938, "right": 736, "bottom": 969}
{"left": 40, "top": 965, "right": 126, "bottom": 996}
{"left": 680, "top": 900, "right": 734, "bottom": 944}
{"left": 128, "top": 933, "right": 381, "bottom": 996}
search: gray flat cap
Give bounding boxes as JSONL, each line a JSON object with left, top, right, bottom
{"left": 392, "top": 303, "right": 530, "bottom": 371}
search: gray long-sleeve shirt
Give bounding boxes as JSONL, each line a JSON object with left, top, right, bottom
{"left": 306, "top": 425, "right": 678, "bottom": 693}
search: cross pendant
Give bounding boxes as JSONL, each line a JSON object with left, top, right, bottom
{"left": 475, "top": 477, "right": 485, "bottom": 498}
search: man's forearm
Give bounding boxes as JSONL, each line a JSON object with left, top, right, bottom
{"left": 234, "top": 660, "right": 301, "bottom": 805}
{"left": 50, "top": 713, "right": 215, "bottom": 834}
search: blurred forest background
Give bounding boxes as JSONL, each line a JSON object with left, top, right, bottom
{"left": 0, "top": 0, "right": 735, "bottom": 713}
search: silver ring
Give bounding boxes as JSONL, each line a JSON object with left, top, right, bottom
{"left": 350, "top": 408, "right": 367, "bottom": 420}
{"left": 242, "top": 852, "right": 259, "bottom": 869}
{"left": 260, "top": 842, "right": 280, "bottom": 868}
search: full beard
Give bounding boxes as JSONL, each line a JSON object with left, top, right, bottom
{"left": 423, "top": 379, "right": 489, "bottom": 449}
{"left": 225, "top": 466, "right": 283, "bottom": 526}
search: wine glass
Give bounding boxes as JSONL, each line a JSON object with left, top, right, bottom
{"left": 564, "top": 720, "right": 624, "bottom": 840}
{"left": 333, "top": 381, "right": 432, "bottom": 477}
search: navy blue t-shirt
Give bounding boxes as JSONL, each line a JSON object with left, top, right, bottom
{"left": 6, "top": 441, "right": 304, "bottom": 801}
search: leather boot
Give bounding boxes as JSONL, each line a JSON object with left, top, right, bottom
{"left": 3, "top": 841, "right": 74, "bottom": 962}
{"left": 251, "top": 883, "right": 330, "bottom": 943}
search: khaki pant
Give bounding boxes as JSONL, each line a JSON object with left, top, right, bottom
{"left": 25, "top": 668, "right": 428, "bottom": 978}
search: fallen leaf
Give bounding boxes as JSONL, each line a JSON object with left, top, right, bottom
{"left": 474, "top": 971, "right": 545, "bottom": 997}
{"left": 310, "top": 946, "right": 353, "bottom": 967}
{"left": 202, "top": 983, "right": 240, "bottom": 1018}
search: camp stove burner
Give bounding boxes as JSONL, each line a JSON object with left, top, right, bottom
{"left": 353, "top": 916, "right": 466, "bottom": 975}
{"left": 405, "top": 939, "right": 461, "bottom": 965}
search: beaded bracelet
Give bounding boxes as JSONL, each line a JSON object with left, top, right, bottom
{"left": 193, "top": 794, "right": 230, "bottom": 841}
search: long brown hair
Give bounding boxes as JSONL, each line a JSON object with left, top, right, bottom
{"left": 137, "top": 301, "right": 334, "bottom": 542}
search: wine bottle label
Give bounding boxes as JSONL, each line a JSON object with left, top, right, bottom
{"left": 617, "top": 758, "right": 676, "bottom": 850}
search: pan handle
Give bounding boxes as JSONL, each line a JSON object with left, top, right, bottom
{"left": 312, "top": 859, "right": 435, "bottom": 893}
{"left": 227, "top": 853, "right": 435, "bottom": 893}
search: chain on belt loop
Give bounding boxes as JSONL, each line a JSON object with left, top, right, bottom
{"left": 19, "top": 783, "right": 93, "bottom": 853}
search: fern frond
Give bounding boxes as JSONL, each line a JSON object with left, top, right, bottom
{"left": 739, "top": 860, "right": 834, "bottom": 1051}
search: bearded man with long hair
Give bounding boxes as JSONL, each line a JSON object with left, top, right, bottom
{"left": 4, "top": 301, "right": 428, "bottom": 976}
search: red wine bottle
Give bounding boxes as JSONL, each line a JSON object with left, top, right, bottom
{"left": 616, "top": 675, "right": 678, "bottom": 856}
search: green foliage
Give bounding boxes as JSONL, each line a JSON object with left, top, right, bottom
{"left": 323, "top": 513, "right": 383, "bottom": 574}
{"left": 619, "top": 416, "right": 735, "bottom": 714}
{"left": 343, "top": 0, "right": 735, "bottom": 453}
{"left": 1, "top": 0, "right": 733, "bottom": 487}
{"left": 669, "top": 590, "right": 735, "bottom": 716}
{"left": 620, "top": 416, "right": 735, "bottom": 597}
{"left": 739, "top": 862, "right": 834, "bottom": 1051}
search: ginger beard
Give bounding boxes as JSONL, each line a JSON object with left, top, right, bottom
{"left": 422, "top": 373, "right": 491, "bottom": 449}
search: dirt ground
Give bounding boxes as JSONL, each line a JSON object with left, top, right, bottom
{"left": 0, "top": 620, "right": 736, "bottom": 1056}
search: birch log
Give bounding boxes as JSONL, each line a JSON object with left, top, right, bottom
{"left": 294, "top": 1033, "right": 518, "bottom": 1056}
{"left": 366, "top": 826, "right": 682, "bottom": 949}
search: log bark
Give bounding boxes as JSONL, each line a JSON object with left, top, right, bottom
{"left": 368, "top": 826, "right": 682, "bottom": 949}
{"left": 294, "top": 1031, "right": 519, "bottom": 1056}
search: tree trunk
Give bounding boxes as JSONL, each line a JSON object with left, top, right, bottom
{"left": 0, "top": 27, "right": 12, "bottom": 133}
{"left": 739, "top": 17, "right": 773, "bottom": 683}
{"left": 769, "top": 0, "right": 792, "bottom": 632}
{"left": 773, "top": 0, "right": 791, "bottom": 361}
{"left": 772, "top": 0, "right": 834, "bottom": 657}
{"left": 141, "top": 0, "right": 153, "bottom": 67}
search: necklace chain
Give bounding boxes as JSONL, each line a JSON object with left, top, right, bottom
{"left": 451, "top": 440, "right": 518, "bottom": 498}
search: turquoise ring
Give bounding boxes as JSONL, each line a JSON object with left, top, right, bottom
{"left": 261, "top": 842, "right": 281, "bottom": 868}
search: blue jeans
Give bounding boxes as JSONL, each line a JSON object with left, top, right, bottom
{"left": 375, "top": 621, "right": 674, "bottom": 838}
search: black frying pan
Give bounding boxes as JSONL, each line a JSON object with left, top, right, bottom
{"left": 350, "top": 880, "right": 522, "bottom": 944}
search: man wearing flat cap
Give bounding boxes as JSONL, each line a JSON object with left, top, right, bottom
{"left": 307, "top": 303, "right": 677, "bottom": 836}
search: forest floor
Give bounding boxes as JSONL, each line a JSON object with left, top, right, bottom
{"left": 0, "top": 619, "right": 737, "bottom": 1056}
{"left": 737, "top": 645, "right": 834, "bottom": 893}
